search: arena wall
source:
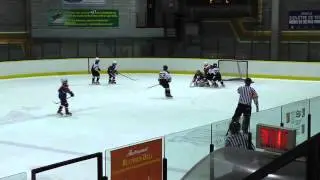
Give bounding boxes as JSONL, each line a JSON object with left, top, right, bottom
{"left": 1, "top": 58, "right": 320, "bottom": 80}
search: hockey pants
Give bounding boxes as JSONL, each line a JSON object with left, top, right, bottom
{"left": 58, "top": 99, "right": 71, "bottom": 114}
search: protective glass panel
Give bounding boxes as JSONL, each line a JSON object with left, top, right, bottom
{"left": 35, "top": 158, "right": 97, "bottom": 180}
{"left": 0, "top": 173, "right": 27, "bottom": 180}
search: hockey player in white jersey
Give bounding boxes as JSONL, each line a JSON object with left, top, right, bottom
{"left": 158, "top": 65, "right": 173, "bottom": 98}
{"left": 210, "top": 63, "right": 225, "bottom": 88}
{"left": 91, "top": 57, "right": 101, "bottom": 85}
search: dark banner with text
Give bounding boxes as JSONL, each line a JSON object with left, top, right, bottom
{"left": 288, "top": 10, "right": 320, "bottom": 30}
{"left": 48, "top": 9, "right": 119, "bottom": 27}
{"left": 63, "top": 0, "right": 106, "bottom": 6}
{"left": 111, "top": 138, "right": 162, "bottom": 180}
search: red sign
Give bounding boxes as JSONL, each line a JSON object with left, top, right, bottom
{"left": 256, "top": 124, "right": 296, "bottom": 153}
{"left": 110, "top": 138, "right": 162, "bottom": 180}
{"left": 259, "top": 127, "right": 289, "bottom": 150}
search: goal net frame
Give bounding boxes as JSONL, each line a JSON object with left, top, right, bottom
{"left": 217, "top": 59, "right": 249, "bottom": 81}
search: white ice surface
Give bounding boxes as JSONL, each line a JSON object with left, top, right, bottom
{"left": 0, "top": 74, "right": 320, "bottom": 180}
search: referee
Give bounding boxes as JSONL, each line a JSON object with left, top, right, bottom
{"left": 225, "top": 121, "right": 255, "bottom": 150}
{"left": 231, "top": 78, "right": 259, "bottom": 133}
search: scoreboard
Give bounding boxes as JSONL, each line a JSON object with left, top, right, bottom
{"left": 288, "top": 10, "right": 320, "bottom": 30}
{"left": 185, "top": 0, "right": 258, "bottom": 18}
{"left": 256, "top": 124, "right": 296, "bottom": 153}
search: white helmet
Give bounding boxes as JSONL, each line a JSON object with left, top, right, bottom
{"left": 61, "top": 78, "right": 68, "bottom": 84}
{"left": 112, "top": 60, "right": 117, "bottom": 64}
{"left": 95, "top": 57, "right": 100, "bottom": 63}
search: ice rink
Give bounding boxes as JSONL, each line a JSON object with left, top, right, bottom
{"left": 1, "top": 74, "right": 320, "bottom": 179}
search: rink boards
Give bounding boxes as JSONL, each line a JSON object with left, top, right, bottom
{"left": 1, "top": 58, "right": 320, "bottom": 80}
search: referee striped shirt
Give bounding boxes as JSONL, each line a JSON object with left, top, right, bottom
{"left": 225, "top": 133, "right": 252, "bottom": 150}
{"left": 237, "top": 86, "right": 258, "bottom": 106}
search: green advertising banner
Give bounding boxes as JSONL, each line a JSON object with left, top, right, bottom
{"left": 48, "top": 9, "right": 119, "bottom": 27}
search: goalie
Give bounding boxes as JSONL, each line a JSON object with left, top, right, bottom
{"left": 190, "top": 70, "right": 208, "bottom": 87}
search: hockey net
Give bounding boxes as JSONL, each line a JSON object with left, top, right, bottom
{"left": 218, "top": 59, "right": 248, "bottom": 81}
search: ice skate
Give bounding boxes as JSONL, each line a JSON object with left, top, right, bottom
{"left": 166, "top": 94, "right": 173, "bottom": 98}
{"left": 65, "top": 108, "right": 72, "bottom": 116}
{"left": 57, "top": 106, "right": 63, "bottom": 116}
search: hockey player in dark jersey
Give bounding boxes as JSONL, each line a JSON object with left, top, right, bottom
{"left": 206, "top": 65, "right": 215, "bottom": 86}
{"left": 158, "top": 65, "right": 173, "bottom": 98}
{"left": 57, "top": 79, "right": 74, "bottom": 116}
{"left": 211, "top": 63, "right": 225, "bottom": 88}
{"left": 107, "top": 61, "right": 118, "bottom": 84}
{"left": 91, "top": 57, "right": 101, "bottom": 85}
{"left": 203, "top": 62, "right": 211, "bottom": 77}
{"left": 191, "top": 70, "right": 208, "bottom": 87}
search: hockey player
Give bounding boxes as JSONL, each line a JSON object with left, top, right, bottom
{"left": 57, "top": 79, "right": 74, "bottom": 116}
{"left": 191, "top": 70, "right": 207, "bottom": 87}
{"left": 107, "top": 61, "right": 118, "bottom": 84}
{"left": 91, "top": 57, "right": 101, "bottom": 85}
{"left": 206, "top": 65, "right": 215, "bottom": 87}
{"left": 211, "top": 63, "right": 225, "bottom": 87}
{"left": 203, "top": 62, "right": 211, "bottom": 77}
{"left": 158, "top": 65, "right": 173, "bottom": 98}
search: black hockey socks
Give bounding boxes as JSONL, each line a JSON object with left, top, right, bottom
{"left": 165, "top": 89, "right": 173, "bottom": 98}
{"left": 92, "top": 77, "right": 95, "bottom": 84}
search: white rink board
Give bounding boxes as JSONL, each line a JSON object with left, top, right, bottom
{"left": 1, "top": 58, "right": 320, "bottom": 79}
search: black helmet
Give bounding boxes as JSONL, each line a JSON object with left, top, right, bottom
{"left": 229, "top": 121, "right": 241, "bottom": 134}
{"left": 163, "top": 65, "right": 168, "bottom": 71}
{"left": 213, "top": 63, "right": 217, "bottom": 67}
{"left": 244, "top": 78, "right": 254, "bottom": 85}
{"left": 61, "top": 78, "right": 68, "bottom": 85}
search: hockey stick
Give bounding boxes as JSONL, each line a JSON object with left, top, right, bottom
{"left": 119, "top": 73, "right": 137, "bottom": 81}
{"left": 147, "top": 84, "right": 160, "bottom": 89}
{"left": 189, "top": 80, "right": 195, "bottom": 87}
{"left": 53, "top": 97, "right": 72, "bottom": 104}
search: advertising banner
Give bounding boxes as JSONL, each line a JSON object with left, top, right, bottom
{"left": 282, "top": 100, "right": 308, "bottom": 143}
{"left": 288, "top": 10, "right": 320, "bottom": 30}
{"left": 63, "top": 0, "right": 106, "bottom": 6}
{"left": 111, "top": 138, "right": 162, "bottom": 180}
{"left": 48, "top": 9, "right": 119, "bottom": 27}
